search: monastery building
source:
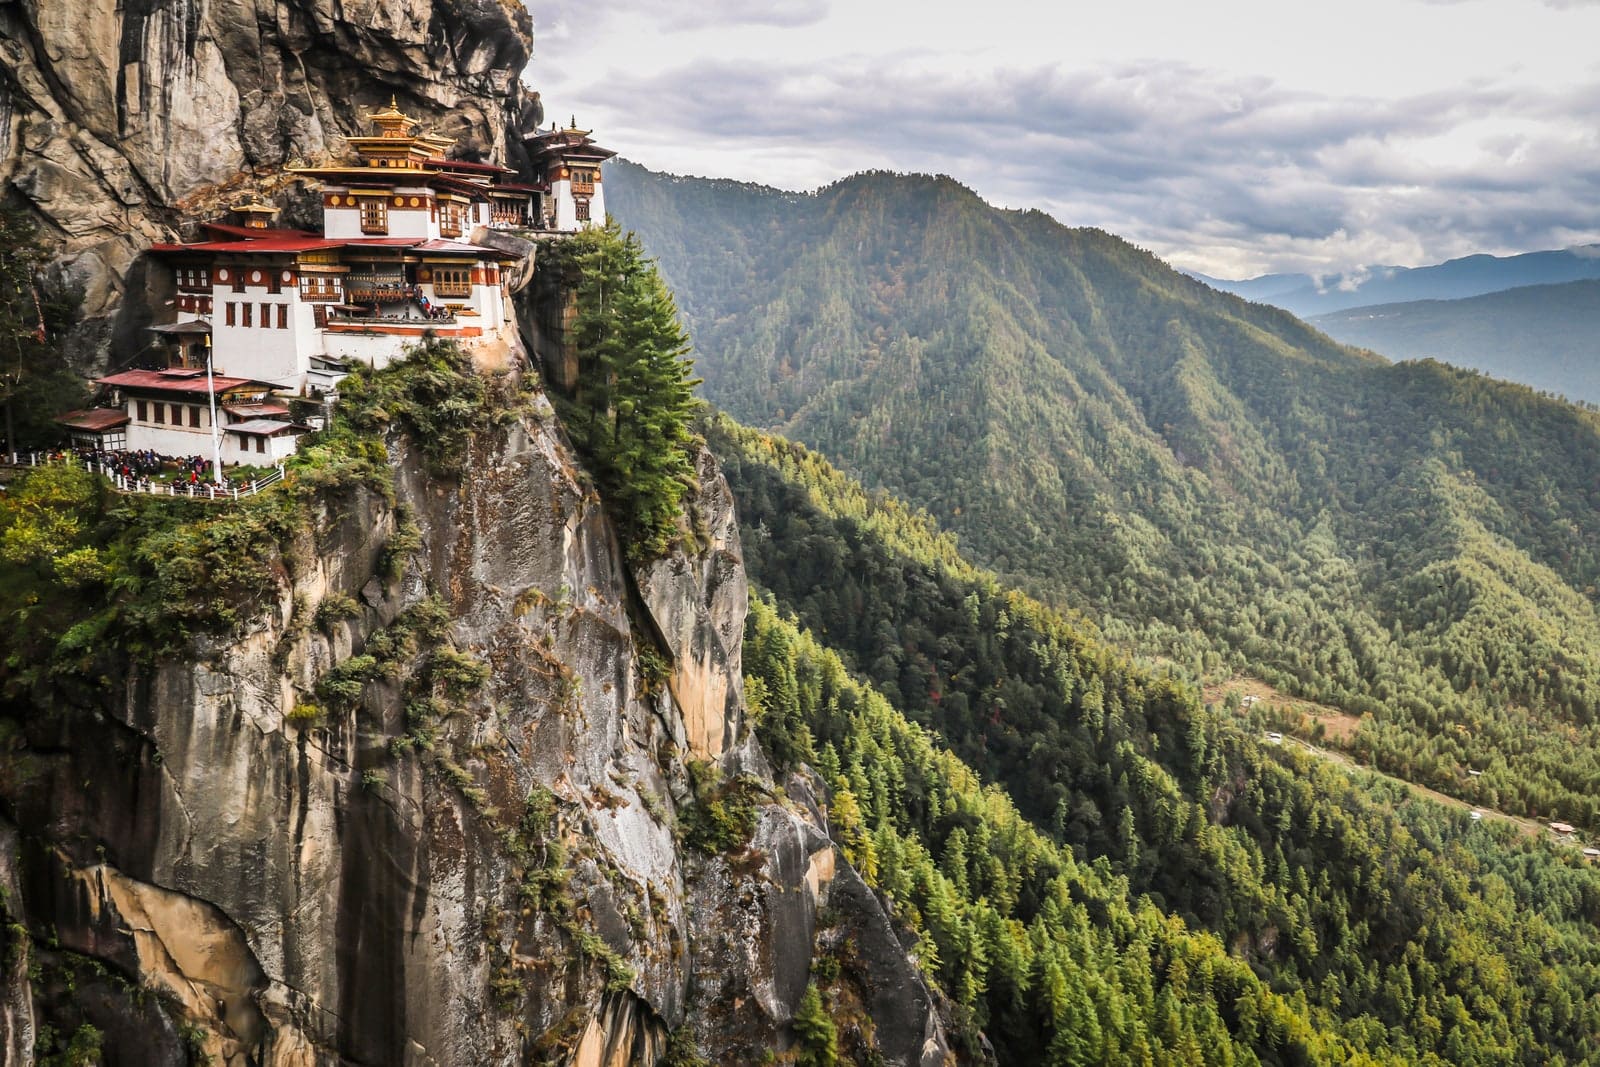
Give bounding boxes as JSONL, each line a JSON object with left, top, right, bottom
{"left": 58, "top": 100, "right": 612, "bottom": 468}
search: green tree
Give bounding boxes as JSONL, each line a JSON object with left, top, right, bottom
{"left": 792, "top": 982, "right": 840, "bottom": 1067}
{"left": 550, "top": 218, "right": 702, "bottom": 560}
{"left": 0, "top": 206, "right": 84, "bottom": 452}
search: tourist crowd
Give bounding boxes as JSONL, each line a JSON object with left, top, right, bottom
{"left": 75, "top": 447, "right": 247, "bottom": 491}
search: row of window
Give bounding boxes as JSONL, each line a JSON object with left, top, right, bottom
{"left": 127, "top": 402, "right": 273, "bottom": 453}
{"left": 135, "top": 400, "right": 208, "bottom": 428}
{"left": 300, "top": 275, "right": 342, "bottom": 301}
{"left": 176, "top": 267, "right": 211, "bottom": 290}
{"left": 432, "top": 268, "right": 472, "bottom": 297}
{"left": 224, "top": 302, "right": 291, "bottom": 329}
{"left": 355, "top": 197, "right": 487, "bottom": 236}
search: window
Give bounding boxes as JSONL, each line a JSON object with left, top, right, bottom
{"left": 260, "top": 301, "right": 271, "bottom": 326}
{"left": 571, "top": 168, "right": 595, "bottom": 195}
{"left": 189, "top": 406, "right": 201, "bottom": 428}
{"left": 575, "top": 198, "right": 591, "bottom": 222}
{"left": 242, "top": 303, "right": 253, "bottom": 328}
{"left": 153, "top": 403, "right": 165, "bottom": 424}
{"left": 431, "top": 267, "right": 472, "bottom": 298}
{"left": 277, "top": 304, "right": 288, "bottom": 329}
{"left": 225, "top": 302, "right": 236, "bottom": 326}
{"left": 172, "top": 404, "right": 183, "bottom": 424}
{"left": 256, "top": 437, "right": 266, "bottom": 454}
{"left": 300, "top": 274, "right": 341, "bottom": 302}
{"left": 360, "top": 198, "right": 388, "bottom": 234}
{"left": 176, "top": 267, "right": 211, "bottom": 290}
{"left": 136, "top": 400, "right": 147, "bottom": 422}
{"left": 439, "top": 200, "right": 463, "bottom": 237}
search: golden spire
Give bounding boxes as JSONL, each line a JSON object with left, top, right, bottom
{"left": 366, "top": 95, "right": 416, "bottom": 138}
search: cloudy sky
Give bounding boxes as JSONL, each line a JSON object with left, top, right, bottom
{"left": 523, "top": 0, "right": 1600, "bottom": 279}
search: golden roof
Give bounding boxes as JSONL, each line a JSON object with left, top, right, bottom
{"left": 366, "top": 96, "right": 416, "bottom": 136}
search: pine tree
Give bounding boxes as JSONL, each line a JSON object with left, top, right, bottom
{"left": 553, "top": 218, "right": 702, "bottom": 560}
{"left": 791, "top": 982, "right": 840, "bottom": 1067}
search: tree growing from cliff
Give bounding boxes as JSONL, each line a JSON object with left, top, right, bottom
{"left": 0, "top": 206, "right": 84, "bottom": 452}
{"left": 549, "top": 219, "right": 702, "bottom": 561}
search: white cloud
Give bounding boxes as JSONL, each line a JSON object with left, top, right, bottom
{"left": 523, "top": 0, "right": 1600, "bottom": 276}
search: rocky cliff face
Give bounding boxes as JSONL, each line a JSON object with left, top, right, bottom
{"left": 0, "top": 3, "right": 957, "bottom": 1060}
{"left": 0, "top": 364, "right": 953, "bottom": 1065}
{"left": 0, "top": 0, "right": 541, "bottom": 366}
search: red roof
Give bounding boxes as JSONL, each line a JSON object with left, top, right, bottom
{"left": 56, "top": 408, "right": 131, "bottom": 432}
{"left": 431, "top": 175, "right": 494, "bottom": 197}
{"left": 415, "top": 238, "right": 511, "bottom": 256}
{"left": 426, "top": 157, "right": 513, "bottom": 175}
{"left": 226, "top": 419, "right": 308, "bottom": 436}
{"left": 150, "top": 236, "right": 343, "bottom": 254}
{"left": 225, "top": 402, "right": 292, "bottom": 418}
{"left": 202, "top": 223, "right": 316, "bottom": 240}
{"left": 98, "top": 369, "right": 274, "bottom": 394}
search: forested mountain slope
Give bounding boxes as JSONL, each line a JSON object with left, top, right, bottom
{"left": 606, "top": 159, "right": 1600, "bottom": 833}
{"left": 1311, "top": 280, "right": 1600, "bottom": 404}
{"left": 717, "top": 413, "right": 1600, "bottom": 1065}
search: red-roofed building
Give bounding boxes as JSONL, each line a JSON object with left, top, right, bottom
{"left": 82, "top": 96, "right": 606, "bottom": 466}
{"left": 85, "top": 368, "right": 291, "bottom": 463}
{"left": 136, "top": 100, "right": 538, "bottom": 400}
{"left": 56, "top": 408, "right": 131, "bottom": 450}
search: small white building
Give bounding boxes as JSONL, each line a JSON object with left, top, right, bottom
{"left": 95, "top": 368, "right": 303, "bottom": 465}
{"left": 524, "top": 120, "right": 615, "bottom": 231}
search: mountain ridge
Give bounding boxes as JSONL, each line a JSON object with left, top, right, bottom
{"left": 1192, "top": 243, "right": 1600, "bottom": 318}
{"left": 605, "top": 156, "right": 1600, "bottom": 838}
{"left": 1309, "top": 278, "right": 1600, "bottom": 403}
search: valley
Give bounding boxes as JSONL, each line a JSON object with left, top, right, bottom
{"left": 4, "top": 0, "right": 1600, "bottom": 1056}
{"left": 608, "top": 158, "right": 1600, "bottom": 841}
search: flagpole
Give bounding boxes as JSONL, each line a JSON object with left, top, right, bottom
{"left": 205, "top": 330, "right": 223, "bottom": 484}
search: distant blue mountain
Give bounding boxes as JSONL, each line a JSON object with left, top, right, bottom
{"left": 1191, "top": 246, "right": 1600, "bottom": 319}
{"left": 1309, "top": 280, "right": 1600, "bottom": 404}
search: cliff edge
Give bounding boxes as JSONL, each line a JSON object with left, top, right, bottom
{"left": 0, "top": 348, "right": 953, "bottom": 1065}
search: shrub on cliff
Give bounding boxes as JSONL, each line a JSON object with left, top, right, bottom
{"left": 544, "top": 219, "right": 702, "bottom": 561}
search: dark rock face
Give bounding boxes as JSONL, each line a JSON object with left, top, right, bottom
{"left": 0, "top": 0, "right": 540, "bottom": 367}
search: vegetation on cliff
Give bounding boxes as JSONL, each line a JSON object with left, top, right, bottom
{"left": 609, "top": 161, "right": 1600, "bottom": 836}
{"left": 539, "top": 219, "right": 703, "bottom": 560}
{"left": 0, "top": 338, "right": 511, "bottom": 697}
{"left": 725, "top": 413, "right": 1600, "bottom": 1065}
{"left": 0, "top": 206, "right": 86, "bottom": 451}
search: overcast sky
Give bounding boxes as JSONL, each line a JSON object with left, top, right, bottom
{"left": 523, "top": 0, "right": 1600, "bottom": 279}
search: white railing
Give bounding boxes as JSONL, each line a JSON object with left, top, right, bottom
{"left": 5, "top": 452, "right": 287, "bottom": 502}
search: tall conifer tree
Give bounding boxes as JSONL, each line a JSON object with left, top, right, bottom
{"left": 556, "top": 219, "right": 702, "bottom": 560}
